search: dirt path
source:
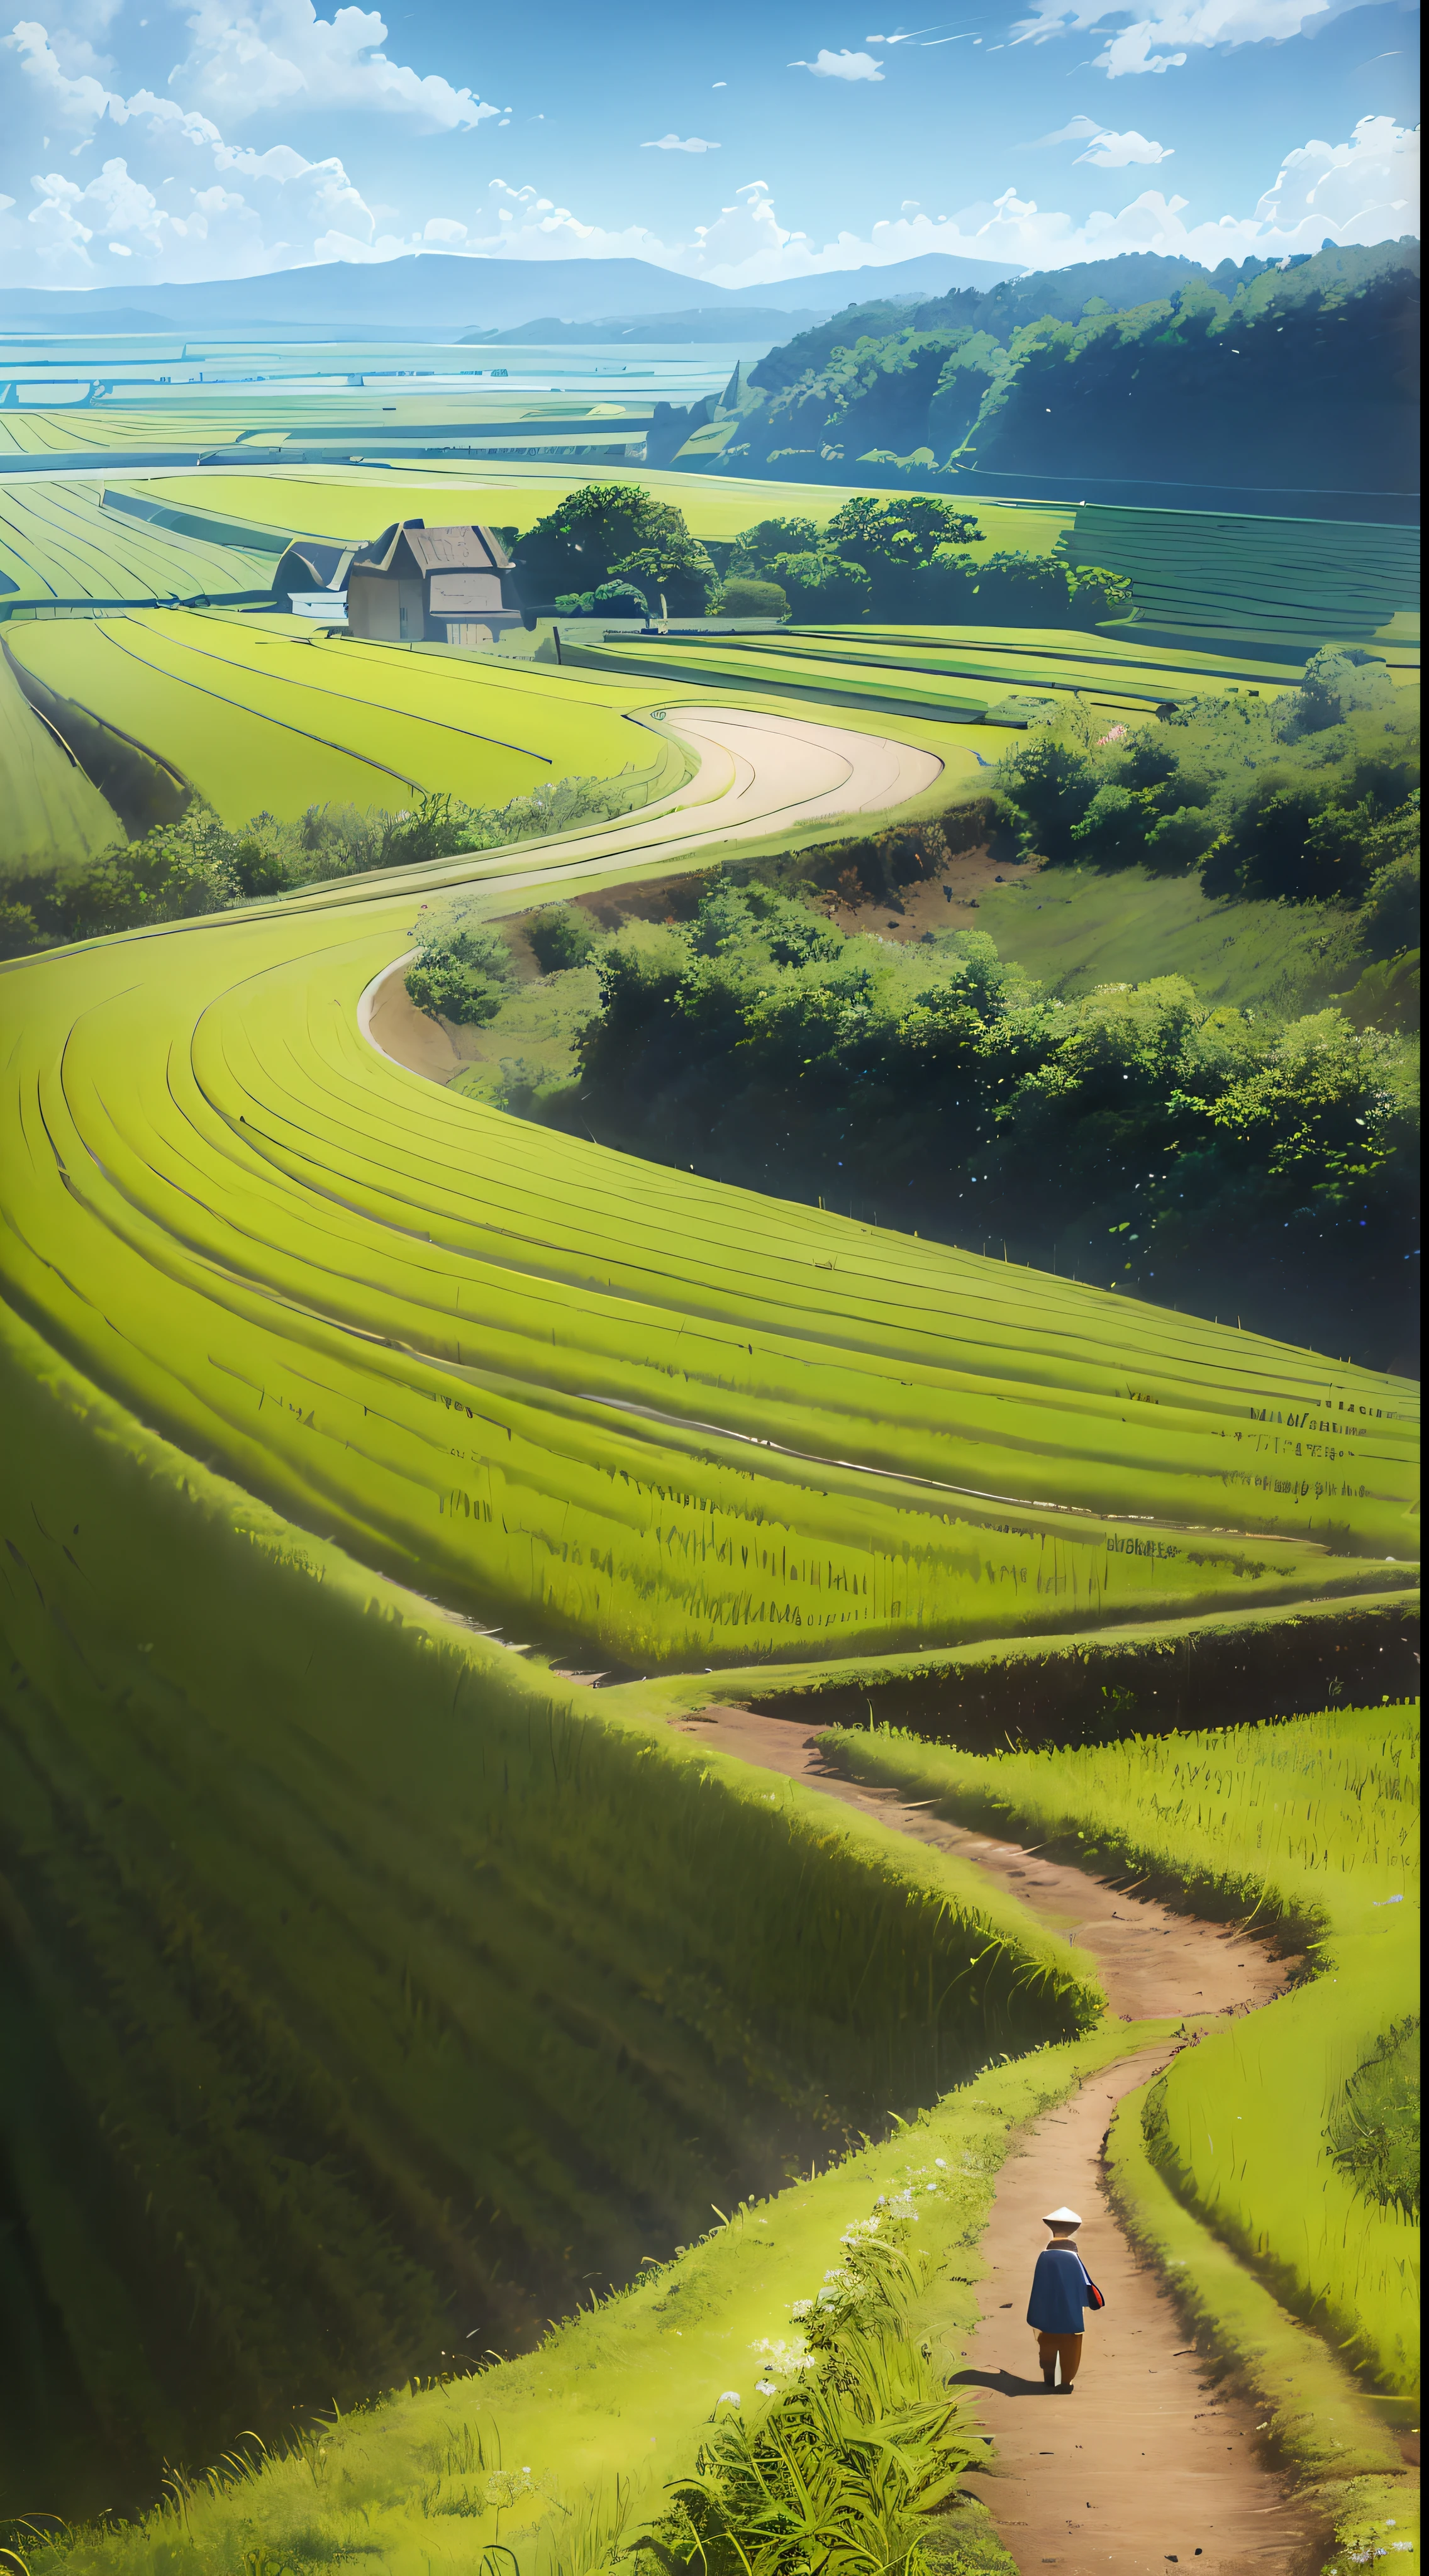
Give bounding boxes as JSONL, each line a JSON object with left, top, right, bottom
{"left": 358, "top": 708, "right": 947, "bottom": 1080}
{"left": 673, "top": 1704, "right": 1308, "bottom": 2576}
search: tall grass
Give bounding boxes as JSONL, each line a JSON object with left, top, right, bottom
{"left": 0, "top": 1297, "right": 1101, "bottom": 2511}
{"left": 818, "top": 1706, "right": 1421, "bottom": 2392}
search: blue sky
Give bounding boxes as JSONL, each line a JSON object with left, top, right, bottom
{"left": 0, "top": 0, "right": 1418, "bottom": 287}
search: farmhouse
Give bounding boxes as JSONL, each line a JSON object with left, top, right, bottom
{"left": 343, "top": 521, "right": 522, "bottom": 646}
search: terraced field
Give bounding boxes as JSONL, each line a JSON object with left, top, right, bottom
{"left": 561, "top": 618, "right": 1370, "bottom": 724}
{"left": 0, "top": 452, "right": 1419, "bottom": 2551}
{"left": 1058, "top": 502, "right": 1420, "bottom": 649}
{"left": 0, "top": 479, "right": 276, "bottom": 615}
{"left": 3, "top": 782, "right": 1415, "bottom": 1676}
{"left": 4, "top": 609, "right": 690, "bottom": 820}
{"left": 130, "top": 462, "right": 1074, "bottom": 555}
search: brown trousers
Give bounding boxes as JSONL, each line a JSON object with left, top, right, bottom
{"left": 1037, "top": 2329, "right": 1084, "bottom": 2383}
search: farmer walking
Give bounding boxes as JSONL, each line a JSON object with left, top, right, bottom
{"left": 1027, "top": 2204, "right": 1103, "bottom": 2391}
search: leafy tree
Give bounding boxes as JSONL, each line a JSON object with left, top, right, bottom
{"left": 729, "top": 516, "right": 819, "bottom": 575}
{"left": 0, "top": 898, "right": 42, "bottom": 960}
{"left": 1360, "top": 836, "right": 1420, "bottom": 960}
{"left": 769, "top": 551, "right": 873, "bottom": 621}
{"left": 717, "top": 575, "right": 788, "bottom": 618}
{"left": 515, "top": 483, "right": 714, "bottom": 613}
{"left": 526, "top": 903, "right": 599, "bottom": 973}
{"left": 1291, "top": 647, "right": 1397, "bottom": 735}
{"left": 404, "top": 915, "right": 514, "bottom": 1024}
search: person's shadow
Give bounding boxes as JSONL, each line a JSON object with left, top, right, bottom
{"left": 949, "top": 2365, "right": 1050, "bottom": 2399}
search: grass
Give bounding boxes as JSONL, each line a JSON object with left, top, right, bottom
{"left": 815, "top": 1707, "right": 1421, "bottom": 2394}
{"left": 0, "top": 1278, "right": 1119, "bottom": 2516}
{"left": 1058, "top": 504, "right": 1420, "bottom": 649}
{"left": 2, "top": 880, "right": 1416, "bottom": 1679}
{"left": 972, "top": 861, "right": 1371, "bottom": 1014}
{"left": 3, "top": 611, "right": 687, "bottom": 823}
{"left": 0, "top": 482, "right": 274, "bottom": 614}
{"left": 1105, "top": 2077, "right": 1416, "bottom": 2570}
{"left": 3, "top": 1985, "right": 1145, "bottom": 2563}
{"left": 114, "top": 467, "right": 1076, "bottom": 558}
{"left": 0, "top": 647, "right": 121, "bottom": 870}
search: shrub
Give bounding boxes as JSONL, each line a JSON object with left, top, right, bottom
{"left": 526, "top": 902, "right": 599, "bottom": 973}
{"left": 771, "top": 550, "right": 874, "bottom": 621}
{"left": 0, "top": 897, "right": 43, "bottom": 960}
{"left": 718, "top": 575, "right": 789, "bottom": 618}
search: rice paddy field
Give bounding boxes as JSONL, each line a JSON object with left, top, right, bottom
{"left": 818, "top": 1706, "right": 1421, "bottom": 2394}
{"left": 1059, "top": 504, "right": 1419, "bottom": 650}
{"left": 0, "top": 440, "right": 1420, "bottom": 2551}
{"left": 4, "top": 608, "right": 688, "bottom": 823}
{"left": 0, "top": 480, "right": 278, "bottom": 616}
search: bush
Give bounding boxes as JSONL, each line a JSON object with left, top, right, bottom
{"left": 0, "top": 898, "right": 43, "bottom": 960}
{"left": 771, "top": 550, "right": 874, "bottom": 621}
{"left": 1360, "top": 833, "right": 1420, "bottom": 961}
{"left": 404, "top": 910, "right": 515, "bottom": 1024}
{"left": 718, "top": 575, "right": 789, "bottom": 619}
{"left": 526, "top": 903, "right": 599, "bottom": 973}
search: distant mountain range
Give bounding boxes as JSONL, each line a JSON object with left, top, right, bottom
{"left": 0, "top": 251, "right": 1023, "bottom": 340}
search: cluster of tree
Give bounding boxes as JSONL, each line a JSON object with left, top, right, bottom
{"left": 727, "top": 497, "right": 1129, "bottom": 626}
{"left": 535, "top": 874, "right": 1418, "bottom": 1368}
{"left": 709, "top": 240, "right": 1418, "bottom": 491}
{"left": 513, "top": 485, "right": 717, "bottom": 616}
{"left": 0, "top": 775, "right": 637, "bottom": 956}
{"left": 511, "top": 482, "right": 1124, "bottom": 628}
{"left": 994, "top": 651, "right": 1420, "bottom": 907}
{"left": 404, "top": 903, "right": 517, "bottom": 1024}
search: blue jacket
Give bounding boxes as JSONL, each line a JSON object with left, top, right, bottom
{"left": 1027, "top": 2243, "right": 1094, "bottom": 2333}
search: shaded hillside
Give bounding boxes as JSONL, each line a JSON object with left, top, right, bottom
{"left": 689, "top": 241, "right": 1420, "bottom": 497}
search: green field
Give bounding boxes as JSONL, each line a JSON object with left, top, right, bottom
{"left": 4, "top": 609, "right": 687, "bottom": 822}
{"left": 2, "top": 877, "right": 1416, "bottom": 1674}
{"left": 0, "top": 480, "right": 277, "bottom": 614}
{"left": 558, "top": 616, "right": 1383, "bottom": 724}
{"left": 973, "top": 860, "right": 1370, "bottom": 1013}
{"left": 818, "top": 1705, "right": 1421, "bottom": 2394}
{"left": 0, "top": 437, "right": 1419, "bottom": 2553}
{"left": 1059, "top": 503, "right": 1420, "bottom": 649}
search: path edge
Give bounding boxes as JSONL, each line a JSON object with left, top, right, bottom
{"left": 1104, "top": 2079, "right": 1419, "bottom": 2575}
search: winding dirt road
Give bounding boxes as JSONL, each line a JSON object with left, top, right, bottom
{"left": 672, "top": 1702, "right": 1309, "bottom": 2576}
{"left": 359, "top": 706, "right": 943, "bottom": 1078}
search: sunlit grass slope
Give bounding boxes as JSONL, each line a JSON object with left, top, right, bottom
{"left": 820, "top": 1706, "right": 1421, "bottom": 2393}
{"left": 123, "top": 464, "right": 1074, "bottom": 555}
{"left": 0, "top": 647, "right": 121, "bottom": 867}
{"left": 561, "top": 621, "right": 1332, "bottom": 726}
{"left": 3, "top": 610, "right": 683, "bottom": 820}
{"left": 0, "top": 480, "right": 274, "bottom": 611}
{"left": 0, "top": 880, "right": 1416, "bottom": 1678}
{"left": 0, "top": 1297, "right": 1104, "bottom": 2510}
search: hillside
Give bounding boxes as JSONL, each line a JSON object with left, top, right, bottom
{"left": 677, "top": 240, "right": 1420, "bottom": 499}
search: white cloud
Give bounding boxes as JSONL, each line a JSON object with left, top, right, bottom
{"left": 175, "top": 0, "right": 499, "bottom": 128}
{"left": 108, "top": 234, "right": 130, "bottom": 250}
{"left": 1033, "top": 113, "right": 1173, "bottom": 158}
{"left": 421, "top": 213, "right": 467, "bottom": 242}
{"left": 1078, "top": 125, "right": 1174, "bottom": 163}
{"left": 1013, "top": 0, "right": 1379, "bottom": 74}
{"left": 642, "top": 133, "right": 720, "bottom": 151}
{"left": 789, "top": 47, "right": 886, "bottom": 78}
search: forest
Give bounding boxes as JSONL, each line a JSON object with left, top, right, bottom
{"left": 687, "top": 239, "right": 1420, "bottom": 492}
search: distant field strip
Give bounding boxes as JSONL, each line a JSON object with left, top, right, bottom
{"left": 576, "top": 621, "right": 1333, "bottom": 717}
{"left": 106, "top": 467, "right": 1077, "bottom": 556}
{"left": 1059, "top": 506, "right": 1420, "bottom": 645}
{"left": 4, "top": 609, "right": 686, "bottom": 819}
{"left": 1, "top": 815, "right": 1415, "bottom": 1673}
{"left": 0, "top": 476, "right": 275, "bottom": 609}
